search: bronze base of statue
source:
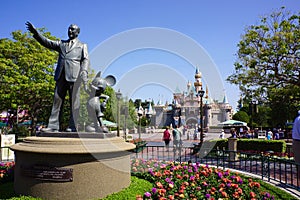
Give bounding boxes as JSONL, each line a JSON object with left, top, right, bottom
{"left": 11, "top": 134, "right": 135, "bottom": 200}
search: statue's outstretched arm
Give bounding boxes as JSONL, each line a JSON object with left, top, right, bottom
{"left": 25, "top": 21, "right": 38, "bottom": 35}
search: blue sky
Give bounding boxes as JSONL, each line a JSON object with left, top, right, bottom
{"left": 1, "top": 0, "right": 300, "bottom": 110}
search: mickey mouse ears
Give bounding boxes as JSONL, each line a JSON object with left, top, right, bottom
{"left": 105, "top": 75, "right": 116, "bottom": 86}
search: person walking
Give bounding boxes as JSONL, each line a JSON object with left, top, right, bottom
{"left": 172, "top": 125, "right": 181, "bottom": 153}
{"left": 26, "top": 22, "right": 89, "bottom": 132}
{"left": 219, "top": 129, "right": 225, "bottom": 139}
{"left": 163, "top": 127, "right": 171, "bottom": 151}
{"left": 292, "top": 110, "right": 300, "bottom": 178}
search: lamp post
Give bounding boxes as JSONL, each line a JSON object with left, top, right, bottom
{"left": 116, "top": 90, "right": 122, "bottom": 137}
{"left": 137, "top": 106, "right": 143, "bottom": 140}
{"left": 250, "top": 99, "right": 258, "bottom": 131}
{"left": 194, "top": 67, "right": 205, "bottom": 145}
{"left": 197, "top": 90, "right": 205, "bottom": 144}
{"left": 124, "top": 105, "right": 128, "bottom": 140}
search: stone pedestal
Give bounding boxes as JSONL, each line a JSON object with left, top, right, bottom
{"left": 10, "top": 133, "right": 135, "bottom": 200}
{"left": 228, "top": 138, "right": 238, "bottom": 161}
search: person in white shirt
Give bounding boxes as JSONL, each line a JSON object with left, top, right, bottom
{"left": 292, "top": 110, "right": 300, "bottom": 177}
{"left": 219, "top": 129, "right": 225, "bottom": 139}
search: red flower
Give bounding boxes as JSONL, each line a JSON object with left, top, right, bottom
{"left": 221, "top": 191, "right": 228, "bottom": 198}
{"left": 156, "top": 182, "right": 164, "bottom": 189}
{"left": 232, "top": 191, "right": 240, "bottom": 198}
{"left": 237, "top": 187, "right": 243, "bottom": 194}
{"left": 250, "top": 191, "right": 256, "bottom": 198}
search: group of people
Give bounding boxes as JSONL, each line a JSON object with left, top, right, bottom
{"left": 162, "top": 126, "right": 182, "bottom": 153}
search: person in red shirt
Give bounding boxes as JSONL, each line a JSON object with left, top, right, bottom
{"left": 163, "top": 127, "right": 171, "bottom": 151}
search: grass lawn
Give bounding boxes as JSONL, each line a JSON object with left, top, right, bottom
{"left": 0, "top": 175, "right": 298, "bottom": 200}
{"left": 0, "top": 176, "right": 152, "bottom": 200}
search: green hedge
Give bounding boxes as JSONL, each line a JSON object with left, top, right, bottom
{"left": 237, "top": 139, "right": 286, "bottom": 153}
{"left": 210, "top": 139, "right": 286, "bottom": 153}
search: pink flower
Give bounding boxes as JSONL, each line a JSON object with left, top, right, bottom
{"left": 144, "top": 192, "right": 151, "bottom": 198}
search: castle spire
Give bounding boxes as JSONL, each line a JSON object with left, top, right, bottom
{"left": 194, "top": 66, "right": 202, "bottom": 93}
{"left": 222, "top": 93, "right": 228, "bottom": 104}
{"left": 205, "top": 85, "right": 209, "bottom": 98}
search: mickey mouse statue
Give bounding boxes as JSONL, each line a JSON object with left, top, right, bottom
{"left": 85, "top": 71, "right": 116, "bottom": 133}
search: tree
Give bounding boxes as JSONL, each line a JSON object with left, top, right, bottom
{"left": 103, "top": 86, "right": 117, "bottom": 123}
{"left": 127, "top": 99, "right": 138, "bottom": 129}
{"left": 0, "top": 29, "right": 58, "bottom": 134}
{"left": 232, "top": 111, "right": 249, "bottom": 124}
{"left": 227, "top": 7, "right": 300, "bottom": 124}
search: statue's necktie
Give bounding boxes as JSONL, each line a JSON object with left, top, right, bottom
{"left": 68, "top": 40, "right": 73, "bottom": 49}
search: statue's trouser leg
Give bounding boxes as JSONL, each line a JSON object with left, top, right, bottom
{"left": 69, "top": 81, "right": 80, "bottom": 131}
{"left": 47, "top": 78, "right": 67, "bottom": 131}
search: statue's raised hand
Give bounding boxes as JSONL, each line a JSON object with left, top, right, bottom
{"left": 25, "top": 21, "right": 38, "bottom": 35}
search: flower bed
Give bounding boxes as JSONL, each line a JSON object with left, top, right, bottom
{"left": 0, "top": 159, "right": 296, "bottom": 199}
{"left": 131, "top": 159, "right": 275, "bottom": 200}
{"left": 0, "top": 161, "right": 14, "bottom": 183}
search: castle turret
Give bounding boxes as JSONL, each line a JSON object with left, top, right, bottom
{"left": 194, "top": 67, "right": 202, "bottom": 93}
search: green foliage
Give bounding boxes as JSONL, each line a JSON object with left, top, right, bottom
{"left": 239, "top": 174, "right": 298, "bottom": 200}
{"left": 0, "top": 161, "right": 297, "bottom": 200}
{"left": 210, "top": 139, "right": 228, "bottom": 150}
{"left": 10, "top": 125, "right": 31, "bottom": 137}
{"left": 238, "top": 104, "right": 272, "bottom": 127}
{"left": 127, "top": 99, "right": 138, "bottom": 129}
{"left": 252, "top": 105, "right": 272, "bottom": 128}
{"left": 103, "top": 86, "right": 117, "bottom": 122}
{"left": 132, "top": 159, "right": 291, "bottom": 200}
{"left": 102, "top": 176, "right": 152, "bottom": 200}
{"left": 268, "top": 87, "right": 298, "bottom": 127}
{"left": 0, "top": 182, "right": 15, "bottom": 199}
{"left": 227, "top": 7, "right": 300, "bottom": 125}
{"left": 237, "top": 139, "right": 286, "bottom": 153}
{"left": 0, "top": 182, "right": 42, "bottom": 200}
{"left": 233, "top": 111, "right": 250, "bottom": 123}
{"left": 0, "top": 29, "right": 58, "bottom": 133}
{"left": 212, "top": 139, "right": 286, "bottom": 153}
{"left": 77, "top": 69, "right": 96, "bottom": 131}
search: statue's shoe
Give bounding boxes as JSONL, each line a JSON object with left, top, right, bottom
{"left": 66, "top": 128, "right": 77, "bottom": 132}
{"left": 97, "top": 126, "right": 109, "bottom": 133}
{"left": 86, "top": 125, "right": 96, "bottom": 132}
{"left": 41, "top": 127, "right": 59, "bottom": 132}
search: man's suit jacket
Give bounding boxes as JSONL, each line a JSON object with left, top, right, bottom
{"left": 33, "top": 32, "right": 89, "bottom": 82}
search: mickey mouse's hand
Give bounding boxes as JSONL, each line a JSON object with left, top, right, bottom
{"left": 80, "top": 71, "right": 88, "bottom": 83}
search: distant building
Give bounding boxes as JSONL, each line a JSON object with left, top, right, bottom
{"left": 151, "top": 68, "right": 233, "bottom": 130}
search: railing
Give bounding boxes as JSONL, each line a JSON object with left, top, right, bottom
{"left": 130, "top": 145, "right": 300, "bottom": 192}
{"left": 2, "top": 144, "right": 299, "bottom": 193}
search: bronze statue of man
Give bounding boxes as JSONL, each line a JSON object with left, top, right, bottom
{"left": 26, "top": 22, "right": 89, "bottom": 132}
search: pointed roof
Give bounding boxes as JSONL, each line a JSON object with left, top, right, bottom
{"left": 147, "top": 102, "right": 153, "bottom": 115}
{"left": 195, "top": 66, "right": 202, "bottom": 78}
{"left": 157, "top": 99, "right": 162, "bottom": 105}
{"left": 222, "top": 94, "right": 228, "bottom": 104}
{"left": 174, "top": 86, "right": 181, "bottom": 94}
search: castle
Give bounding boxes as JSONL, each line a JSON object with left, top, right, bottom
{"left": 150, "top": 68, "right": 233, "bottom": 130}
